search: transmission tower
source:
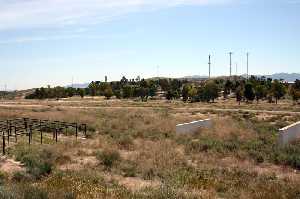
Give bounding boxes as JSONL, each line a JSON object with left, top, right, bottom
{"left": 229, "top": 52, "right": 233, "bottom": 78}
{"left": 208, "top": 55, "right": 211, "bottom": 79}
{"left": 247, "top": 52, "right": 249, "bottom": 80}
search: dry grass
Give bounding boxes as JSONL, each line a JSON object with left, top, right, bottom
{"left": 0, "top": 98, "right": 300, "bottom": 198}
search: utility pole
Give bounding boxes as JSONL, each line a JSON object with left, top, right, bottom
{"left": 235, "top": 63, "right": 238, "bottom": 76}
{"left": 208, "top": 55, "right": 211, "bottom": 79}
{"left": 247, "top": 52, "right": 249, "bottom": 80}
{"left": 71, "top": 76, "right": 74, "bottom": 88}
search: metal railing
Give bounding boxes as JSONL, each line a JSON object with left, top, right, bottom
{"left": 0, "top": 118, "right": 87, "bottom": 155}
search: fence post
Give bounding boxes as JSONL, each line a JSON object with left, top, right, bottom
{"left": 55, "top": 129, "right": 58, "bottom": 143}
{"left": 40, "top": 120, "right": 43, "bottom": 144}
{"left": 2, "top": 132, "right": 5, "bottom": 155}
{"left": 75, "top": 124, "right": 78, "bottom": 140}
{"left": 28, "top": 128, "right": 31, "bottom": 145}
{"left": 15, "top": 127, "right": 17, "bottom": 142}
{"left": 6, "top": 120, "right": 9, "bottom": 146}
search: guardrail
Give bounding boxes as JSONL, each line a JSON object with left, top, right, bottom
{"left": 0, "top": 118, "right": 87, "bottom": 155}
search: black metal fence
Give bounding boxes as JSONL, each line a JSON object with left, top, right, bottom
{"left": 0, "top": 118, "right": 87, "bottom": 155}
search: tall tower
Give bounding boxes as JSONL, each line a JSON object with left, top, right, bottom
{"left": 229, "top": 52, "right": 233, "bottom": 77}
{"left": 208, "top": 55, "right": 211, "bottom": 79}
{"left": 246, "top": 52, "right": 249, "bottom": 80}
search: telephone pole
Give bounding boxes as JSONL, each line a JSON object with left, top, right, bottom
{"left": 208, "top": 55, "right": 211, "bottom": 79}
{"left": 229, "top": 52, "right": 233, "bottom": 78}
{"left": 246, "top": 52, "right": 249, "bottom": 80}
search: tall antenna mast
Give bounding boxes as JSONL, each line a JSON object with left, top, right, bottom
{"left": 229, "top": 52, "right": 233, "bottom": 78}
{"left": 247, "top": 52, "right": 249, "bottom": 80}
{"left": 208, "top": 55, "right": 211, "bottom": 79}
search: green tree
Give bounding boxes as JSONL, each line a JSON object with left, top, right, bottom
{"left": 289, "top": 80, "right": 300, "bottom": 103}
{"left": 235, "top": 85, "right": 243, "bottom": 105}
{"left": 79, "top": 89, "right": 85, "bottom": 98}
{"left": 88, "top": 81, "right": 100, "bottom": 96}
{"left": 271, "top": 80, "right": 286, "bottom": 104}
{"left": 244, "top": 83, "right": 255, "bottom": 102}
{"left": 254, "top": 84, "right": 266, "bottom": 103}
{"left": 122, "top": 85, "right": 133, "bottom": 99}
{"left": 223, "top": 80, "right": 232, "bottom": 99}
{"left": 200, "top": 81, "right": 219, "bottom": 103}
{"left": 103, "top": 86, "right": 113, "bottom": 99}
{"left": 182, "top": 84, "right": 191, "bottom": 102}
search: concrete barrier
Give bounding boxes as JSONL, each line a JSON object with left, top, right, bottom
{"left": 278, "top": 121, "right": 300, "bottom": 146}
{"left": 176, "top": 119, "right": 212, "bottom": 135}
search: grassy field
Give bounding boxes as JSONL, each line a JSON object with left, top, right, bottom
{"left": 0, "top": 98, "right": 300, "bottom": 199}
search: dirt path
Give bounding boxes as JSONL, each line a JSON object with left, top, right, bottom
{"left": 0, "top": 103, "right": 299, "bottom": 115}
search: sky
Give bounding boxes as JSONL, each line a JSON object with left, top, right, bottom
{"left": 0, "top": 0, "right": 299, "bottom": 90}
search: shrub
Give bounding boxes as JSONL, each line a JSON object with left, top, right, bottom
{"left": 121, "top": 160, "right": 137, "bottom": 177}
{"left": 117, "top": 135, "right": 133, "bottom": 150}
{"left": 96, "top": 149, "right": 121, "bottom": 169}
{"left": 12, "top": 171, "right": 31, "bottom": 182}
{"left": 13, "top": 145, "right": 58, "bottom": 179}
{"left": 0, "top": 171, "right": 5, "bottom": 185}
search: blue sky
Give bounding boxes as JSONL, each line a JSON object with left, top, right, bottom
{"left": 0, "top": 0, "right": 299, "bottom": 90}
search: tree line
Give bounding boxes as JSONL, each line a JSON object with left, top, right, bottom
{"left": 25, "top": 76, "right": 300, "bottom": 104}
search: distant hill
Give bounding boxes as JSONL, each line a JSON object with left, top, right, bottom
{"left": 181, "top": 75, "right": 209, "bottom": 80}
{"left": 183, "top": 73, "right": 300, "bottom": 82}
{"left": 265, "top": 73, "right": 300, "bottom": 82}
{"left": 65, "top": 83, "right": 89, "bottom": 88}
{"left": 64, "top": 73, "right": 300, "bottom": 89}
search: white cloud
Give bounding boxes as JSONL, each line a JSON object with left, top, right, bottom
{"left": 0, "top": 0, "right": 233, "bottom": 31}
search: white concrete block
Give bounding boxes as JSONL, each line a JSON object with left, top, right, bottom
{"left": 176, "top": 119, "right": 212, "bottom": 135}
{"left": 278, "top": 121, "right": 300, "bottom": 146}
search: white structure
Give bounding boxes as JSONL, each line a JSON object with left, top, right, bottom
{"left": 278, "top": 121, "right": 300, "bottom": 146}
{"left": 176, "top": 119, "right": 212, "bottom": 135}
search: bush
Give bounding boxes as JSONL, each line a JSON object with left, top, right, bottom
{"left": 13, "top": 145, "right": 58, "bottom": 179}
{"left": 96, "top": 149, "right": 121, "bottom": 169}
{"left": 117, "top": 135, "right": 133, "bottom": 150}
{"left": 121, "top": 161, "right": 137, "bottom": 177}
{"left": 0, "top": 171, "right": 5, "bottom": 185}
{"left": 12, "top": 171, "right": 31, "bottom": 182}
